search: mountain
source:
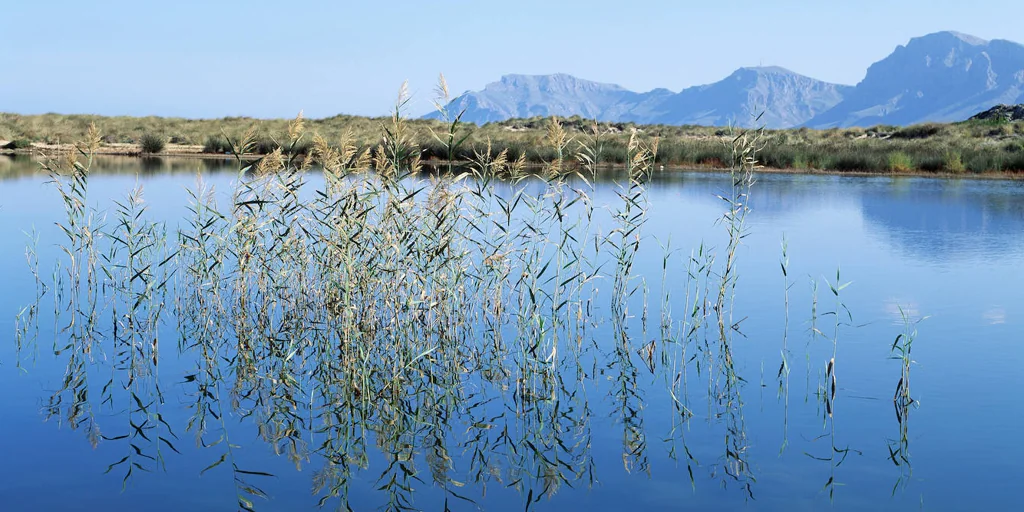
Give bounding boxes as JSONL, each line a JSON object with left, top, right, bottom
{"left": 649, "top": 67, "right": 851, "bottom": 128}
{"left": 426, "top": 31, "right": 1024, "bottom": 129}
{"left": 806, "top": 31, "right": 1024, "bottom": 127}
{"left": 429, "top": 70, "right": 849, "bottom": 128}
{"left": 423, "top": 74, "right": 674, "bottom": 124}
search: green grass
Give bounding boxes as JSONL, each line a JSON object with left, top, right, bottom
{"left": 943, "top": 150, "right": 965, "bottom": 173}
{"left": 887, "top": 152, "right": 913, "bottom": 172}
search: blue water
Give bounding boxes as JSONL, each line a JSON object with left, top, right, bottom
{"left": 1, "top": 155, "right": 1022, "bottom": 511}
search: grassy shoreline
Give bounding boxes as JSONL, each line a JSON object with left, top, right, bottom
{"left": 4, "top": 111, "right": 1024, "bottom": 175}
{"left": 5, "top": 153, "right": 1021, "bottom": 182}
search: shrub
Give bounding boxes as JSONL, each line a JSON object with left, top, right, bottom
{"left": 916, "top": 155, "right": 944, "bottom": 172}
{"left": 887, "top": 151, "right": 914, "bottom": 172}
{"left": 655, "top": 141, "right": 693, "bottom": 165}
{"left": 529, "top": 145, "right": 560, "bottom": 164}
{"left": 818, "top": 144, "right": 889, "bottom": 171}
{"left": 966, "top": 153, "right": 998, "bottom": 173}
{"left": 943, "top": 151, "right": 965, "bottom": 173}
{"left": 827, "top": 154, "right": 878, "bottom": 172}
{"left": 419, "top": 140, "right": 447, "bottom": 161}
{"left": 139, "top": 133, "right": 165, "bottom": 154}
{"left": 692, "top": 143, "right": 730, "bottom": 166}
{"left": 802, "top": 149, "right": 830, "bottom": 169}
{"left": 508, "top": 140, "right": 531, "bottom": 163}
{"left": 759, "top": 145, "right": 796, "bottom": 168}
{"left": 255, "top": 138, "right": 279, "bottom": 155}
{"left": 867, "top": 124, "right": 898, "bottom": 134}
{"left": 791, "top": 155, "right": 808, "bottom": 169}
{"left": 598, "top": 142, "right": 628, "bottom": 164}
{"left": 985, "top": 123, "right": 1014, "bottom": 137}
{"left": 203, "top": 136, "right": 231, "bottom": 154}
{"left": 284, "top": 139, "right": 314, "bottom": 156}
{"left": 891, "top": 123, "right": 947, "bottom": 140}
{"left": 1001, "top": 140, "right": 1024, "bottom": 153}
{"left": 2, "top": 139, "right": 32, "bottom": 150}
{"left": 1004, "top": 153, "right": 1024, "bottom": 172}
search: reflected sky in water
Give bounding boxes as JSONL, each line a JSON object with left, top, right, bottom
{"left": 1, "top": 157, "right": 1023, "bottom": 511}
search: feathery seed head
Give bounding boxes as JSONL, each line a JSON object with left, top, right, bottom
{"left": 355, "top": 148, "right": 372, "bottom": 171}
{"left": 338, "top": 132, "right": 357, "bottom": 164}
{"left": 256, "top": 147, "right": 284, "bottom": 175}
{"left": 288, "top": 111, "right": 305, "bottom": 143}
{"left": 373, "top": 145, "right": 391, "bottom": 176}
{"left": 432, "top": 73, "right": 451, "bottom": 115}
{"left": 84, "top": 123, "right": 102, "bottom": 154}
{"left": 239, "top": 124, "right": 260, "bottom": 155}
{"left": 546, "top": 117, "right": 567, "bottom": 150}
{"left": 312, "top": 132, "right": 336, "bottom": 167}
{"left": 395, "top": 81, "right": 410, "bottom": 117}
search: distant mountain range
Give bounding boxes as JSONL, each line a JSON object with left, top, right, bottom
{"left": 425, "top": 31, "right": 1024, "bottom": 129}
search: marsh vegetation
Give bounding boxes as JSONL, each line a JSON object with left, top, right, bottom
{"left": 5, "top": 102, "right": 1024, "bottom": 175}
{"left": 11, "top": 79, "right": 1017, "bottom": 511}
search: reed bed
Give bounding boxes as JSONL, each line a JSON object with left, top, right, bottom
{"left": 13, "top": 81, "right": 924, "bottom": 510}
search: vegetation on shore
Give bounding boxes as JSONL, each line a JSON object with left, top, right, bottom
{"left": 3, "top": 109, "right": 1024, "bottom": 174}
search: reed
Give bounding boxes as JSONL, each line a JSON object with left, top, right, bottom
{"left": 778, "top": 235, "right": 792, "bottom": 379}
{"left": 804, "top": 267, "right": 855, "bottom": 502}
{"left": 14, "top": 85, "right": 898, "bottom": 511}
{"left": 14, "top": 229, "right": 46, "bottom": 370}
{"left": 40, "top": 124, "right": 105, "bottom": 449}
{"left": 887, "top": 304, "right": 925, "bottom": 494}
{"left": 891, "top": 305, "right": 925, "bottom": 407}
{"left": 778, "top": 234, "right": 792, "bottom": 454}
{"left": 822, "top": 267, "right": 851, "bottom": 418}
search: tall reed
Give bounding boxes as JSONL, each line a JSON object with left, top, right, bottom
{"left": 16, "top": 86, "right": 883, "bottom": 511}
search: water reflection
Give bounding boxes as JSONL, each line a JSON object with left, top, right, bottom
{"left": 139, "top": 156, "right": 166, "bottom": 174}
{"left": 860, "top": 178, "right": 1024, "bottom": 261}
{"left": 4, "top": 155, "right": 1024, "bottom": 510}
{"left": 0, "top": 154, "right": 238, "bottom": 179}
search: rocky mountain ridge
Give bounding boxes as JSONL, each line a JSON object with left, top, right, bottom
{"left": 426, "top": 31, "right": 1024, "bottom": 129}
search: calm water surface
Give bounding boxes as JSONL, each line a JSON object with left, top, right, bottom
{"left": 1, "top": 155, "right": 1022, "bottom": 511}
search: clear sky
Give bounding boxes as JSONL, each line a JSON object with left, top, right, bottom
{"left": 5, "top": 0, "right": 1024, "bottom": 119}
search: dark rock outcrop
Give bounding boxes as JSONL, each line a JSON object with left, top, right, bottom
{"left": 969, "top": 104, "right": 1024, "bottom": 122}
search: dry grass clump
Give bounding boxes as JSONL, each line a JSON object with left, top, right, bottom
{"left": 139, "top": 132, "right": 165, "bottom": 154}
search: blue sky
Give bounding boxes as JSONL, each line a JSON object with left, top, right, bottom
{"left": 5, "top": 0, "right": 1024, "bottom": 119}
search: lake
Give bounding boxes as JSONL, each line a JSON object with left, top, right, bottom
{"left": 1, "top": 153, "right": 1022, "bottom": 511}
